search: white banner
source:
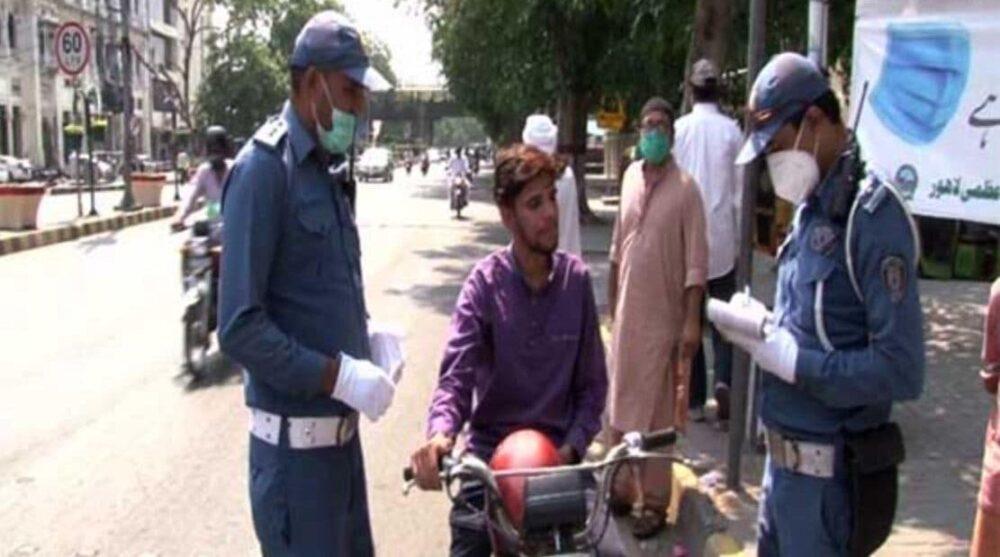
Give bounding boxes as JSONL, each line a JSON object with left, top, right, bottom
{"left": 851, "top": 0, "right": 1000, "bottom": 225}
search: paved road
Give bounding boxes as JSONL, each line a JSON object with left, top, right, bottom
{"left": 0, "top": 164, "right": 506, "bottom": 555}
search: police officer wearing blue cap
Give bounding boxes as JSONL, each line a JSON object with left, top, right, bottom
{"left": 218, "top": 10, "right": 394, "bottom": 556}
{"left": 719, "top": 52, "right": 925, "bottom": 556}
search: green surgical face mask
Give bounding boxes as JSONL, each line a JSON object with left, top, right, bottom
{"left": 639, "top": 130, "right": 671, "bottom": 165}
{"left": 314, "top": 77, "right": 357, "bottom": 154}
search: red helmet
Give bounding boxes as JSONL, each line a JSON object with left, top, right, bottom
{"left": 489, "top": 429, "right": 563, "bottom": 528}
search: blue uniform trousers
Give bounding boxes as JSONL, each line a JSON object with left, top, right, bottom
{"left": 758, "top": 439, "right": 853, "bottom": 557}
{"left": 249, "top": 428, "right": 374, "bottom": 556}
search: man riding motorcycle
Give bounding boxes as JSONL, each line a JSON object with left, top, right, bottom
{"left": 175, "top": 126, "right": 232, "bottom": 375}
{"left": 446, "top": 148, "right": 472, "bottom": 217}
{"left": 172, "top": 125, "right": 232, "bottom": 232}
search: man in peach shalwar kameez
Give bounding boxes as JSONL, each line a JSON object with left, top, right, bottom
{"left": 607, "top": 97, "right": 708, "bottom": 539}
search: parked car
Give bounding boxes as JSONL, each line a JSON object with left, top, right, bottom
{"left": 0, "top": 156, "right": 33, "bottom": 182}
{"left": 357, "top": 147, "right": 394, "bottom": 182}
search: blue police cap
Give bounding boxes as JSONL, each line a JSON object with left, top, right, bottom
{"left": 289, "top": 11, "right": 391, "bottom": 92}
{"left": 736, "top": 52, "right": 829, "bottom": 164}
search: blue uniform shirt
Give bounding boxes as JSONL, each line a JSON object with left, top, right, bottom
{"left": 218, "top": 101, "right": 369, "bottom": 417}
{"left": 764, "top": 143, "right": 925, "bottom": 436}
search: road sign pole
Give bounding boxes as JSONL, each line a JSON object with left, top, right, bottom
{"left": 56, "top": 22, "right": 92, "bottom": 217}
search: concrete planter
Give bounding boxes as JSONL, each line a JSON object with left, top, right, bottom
{"left": 0, "top": 183, "right": 47, "bottom": 230}
{"left": 131, "top": 173, "right": 168, "bottom": 207}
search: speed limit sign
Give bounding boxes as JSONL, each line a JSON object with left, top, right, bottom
{"left": 55, "top": 22, "right": 90, "bottom": 76}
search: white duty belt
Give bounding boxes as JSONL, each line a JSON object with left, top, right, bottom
{"left": 766, "top": 429, "right": 836, "bottom": 479}
{"left": 249, "top": 408, "right": 358, "bottom": 450}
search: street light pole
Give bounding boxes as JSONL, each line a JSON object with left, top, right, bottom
{"left": 118, "top": 0, "right": 136, "bottom": 210}
{"left": 727, "top": 0, "right": 767, "bottom": 490}
{"left": 73, "top": 86, "right": 84, "bottom": 218}
{"left": 171, "top": 99, "right": 180, "bottom": 201}
{"left": 808, "top": 0, "right": 830, "bottom": 70}
{"left": 84, "top": 89, "right": 98, "bottom": 216}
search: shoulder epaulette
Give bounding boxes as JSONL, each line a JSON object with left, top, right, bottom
{"left": 252, "top": 116, "right": 287, "bottom": 150}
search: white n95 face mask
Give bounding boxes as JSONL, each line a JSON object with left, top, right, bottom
{"left": 766, "top": 122, "right": 820, "bottom": 205}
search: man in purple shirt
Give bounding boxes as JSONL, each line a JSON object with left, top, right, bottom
{"left": 410, "top": 144, "right": 608, "bottom": 557}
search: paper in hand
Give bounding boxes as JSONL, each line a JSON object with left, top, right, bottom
{"left": 368, "top": 322, "right": 405, "bottom": 384}
{"left": 707, "top": 295, "right": 772, "bottom": 341}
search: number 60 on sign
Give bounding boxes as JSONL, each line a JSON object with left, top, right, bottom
{"left": 55, "top": 22, "right": 90, "bottom": 77}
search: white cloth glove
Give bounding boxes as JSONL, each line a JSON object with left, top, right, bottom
{"left": 368, "top": 322, "right": 406, "bottom": 384}
{"left": 730, "top": 292, "right": 771, "bottom": 329}
{"left": 752, "top": 327, "right": 799, "bottom": 384}
{"left": 333, "top": 353, "right": 396, "bottom": 422}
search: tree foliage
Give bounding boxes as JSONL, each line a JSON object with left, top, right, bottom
{"left": 196, "top": 31, "right": 288, "bottom": 138}
{"left": 422, "top": 0, "right": 694, "bottom": 141}
{"left": 196, "top": 0, "right": 397, "bottom": 139}
{"left": 424, "top": 0, "right": 858, "bottom": 139}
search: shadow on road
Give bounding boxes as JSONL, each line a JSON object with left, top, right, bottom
{"left": 889, "top": 279, "right": 992, "bottom": 547}
{"left": 76, "top": 231, "right": 119, "bottom": 253}
{"left": 385, "top": 221, "right": 508, "bottom": 316}
{"left": 410, "top": 179, "right": 495, "bottom": 205}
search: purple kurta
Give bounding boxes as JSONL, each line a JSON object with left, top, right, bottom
{"left": 427, "top": 248, "right": 608, "bottom": 459}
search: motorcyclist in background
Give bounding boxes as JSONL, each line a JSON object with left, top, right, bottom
{"left": 172, "top": 125, "right": 232, "bottom": 231}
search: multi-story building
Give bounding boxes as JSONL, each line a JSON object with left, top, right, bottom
{"left": 0, "top": 0, "right": 205, "bottom": 169}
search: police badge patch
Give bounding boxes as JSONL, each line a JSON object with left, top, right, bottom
{"left": 811, "top": 225, "right": 838, "bottom": 254}
{"left": 881, "top": 255, "right": 908, "bottom": 303}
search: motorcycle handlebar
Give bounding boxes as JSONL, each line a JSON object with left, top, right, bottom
{"left": 403, "top": 454, "right": 451, "bottom": 483}
{"left": 638, "top": 428, "right": 677, "bottom": 451}
{"left": 402, "top": 429, "right": 678, "bottom": 483}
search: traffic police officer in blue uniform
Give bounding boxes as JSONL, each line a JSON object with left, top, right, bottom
{"left": 722, "top": 53, "right": 926, "bottom": 556}
{"left": 218, "top": 11, "right": 395, "bottom": 556}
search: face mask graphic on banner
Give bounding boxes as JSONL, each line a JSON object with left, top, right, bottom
{"left": 871, "top": 21, "right": 971, "bottom": 145}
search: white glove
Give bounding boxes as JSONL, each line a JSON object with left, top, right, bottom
{"left": 730, "top": 291, "right": 771, "bottom": 328}
{"left": 368, "top": 322, "right": 406, "bottom": 384}
{"left": 752, "top": 327, "right": 799, "bottom": 384}
{"left": 711, "top": 292, "right": 771, "bottom": 346}
{"left": 333, "top": 353, "right": 396, "bottom": 422}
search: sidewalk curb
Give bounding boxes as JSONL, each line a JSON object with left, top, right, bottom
{"left": 0, "top": 206, "right": 177, "bottom": 257}
{"left": 49, "top": 184, "right": 125, "bottom": 196}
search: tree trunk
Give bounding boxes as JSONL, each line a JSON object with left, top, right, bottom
{"left": 681, "top": 0, "right": 733, "bottom": 113}
{"left": 557, "top": 92, "right": 594, "bottom": 220}
{"left": 182, "top": 38, "right": 194, "bottom": 127}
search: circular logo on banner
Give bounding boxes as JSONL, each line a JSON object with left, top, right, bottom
{"left": 55, "top": 22, "right": 91, "bottom": 77}
{"left": 894, "top": 164, "right": 919, "bottom": 201}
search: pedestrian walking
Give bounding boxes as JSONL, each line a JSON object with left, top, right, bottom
{"left": 607, "top": 96, "right": 708, "bottom": 539}
{"left": 217, "top": 11, "right": 398, "bottom": 556}
{"left": 718, "top": 52, "right": 925, "bottom": 556}
{"left": 673, "top": 59, "right": 743, "bottom": 422}
{"left": 522, "top": 114, "right": 582, "bottom": 256}
{"left": 972, "top": 277, "right": 1000, "bottom": 557}
{"left": 409, "top": 144, "right": 607, "bottom": 556}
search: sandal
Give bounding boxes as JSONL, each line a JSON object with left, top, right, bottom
{"left": 631, "top": 507, "right": 666, "bottom": 540}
